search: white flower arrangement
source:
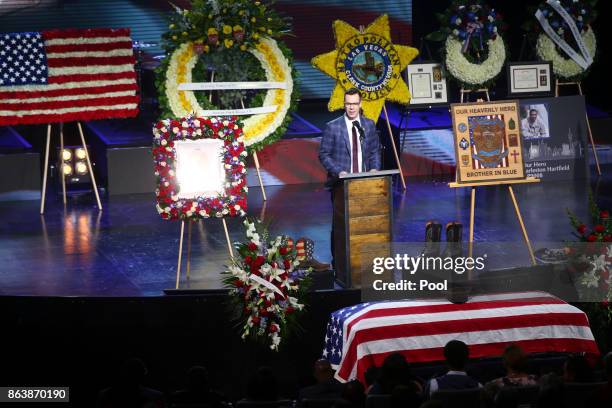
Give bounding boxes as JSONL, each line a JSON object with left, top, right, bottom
{"left": 445, "top": 35, "right": 506, "bottom": 87}
{"left": 536, "top": 29, "right": 596, "bottom": 79}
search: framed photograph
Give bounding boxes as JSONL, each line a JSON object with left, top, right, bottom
{"left": 407, "top": 62, "right": 448, "bottom": 106}
{"left": 451, "top": 100, "right": 526, "bottom": 184}
{"left": 152, "top": 115, "right": 248, "bottom": 220}
{"left": 507, "top": 61, "right": 553, "bottom": 97}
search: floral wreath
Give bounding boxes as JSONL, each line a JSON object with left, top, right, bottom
{"left": 531, "top": 0, "right": 597, "bottom": 80}
{"left": 152, "top": 114, "right": 248, "bottom": 221}
{"left": 427, "top": 0, "right": 507, "bottom": 89}
{"left": 156, "top": 0, "right": 299, "bottom": 152}
{"left": 224, "top": 219, "right": 310, "bottom": 350}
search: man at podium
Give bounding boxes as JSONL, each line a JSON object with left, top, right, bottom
{"left": 318, "top": 88, "right": 381, "bottom": 186}
{"left": 319, "top": 88, "right": 381, "bottom": 267}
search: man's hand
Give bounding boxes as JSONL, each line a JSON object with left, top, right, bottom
{"left": 339, "top": 171, "right": 348, "bottom": 177}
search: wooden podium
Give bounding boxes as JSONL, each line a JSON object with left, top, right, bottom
{"left": 333, "top": 169, "right": 398, "bottom": 288}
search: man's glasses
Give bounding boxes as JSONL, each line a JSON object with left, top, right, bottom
{"left": 344, "top": 102, "right": 360, "bottom": 107}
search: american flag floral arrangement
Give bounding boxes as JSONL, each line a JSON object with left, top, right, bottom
{"left": 152, "top": 114, "right": 247, "bottom": 220}
{"left": 0, "top": 28, "right": 139, "bottom": 126}
{"left": 223, "top": 218, "right": 310, "bottom": 351}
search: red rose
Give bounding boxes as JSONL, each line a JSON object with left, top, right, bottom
{"left": 601, "top": 300, "right": 610, "bottom": 310}
{"left": 284, "top": 259, "right": 291, "bottom": 270}
{"left": 279, "top": 247, "right": 288, "bottom": 255}
{"left": 604, "top": 235, "right": 612, "bottom": 242}
{"left": 248, "top": 242, "right": 258, "bottom": 251}
{"left": 286, "top": 306, "right": 294, "bottom": 314}
{"left": 577, "top": 224, "right": 587, "bottom": 235}
{"left": 594, "top": 224, "right": 606, "bottom": 233}
{"left": 601, "top": 270, "right": 610, "bottom": 281}
{"left": 600, "top": 210, "right": 610, "bottom": 219}
{"left": 234, "top": 279, "right": 244, "bottom": 287}
{"left": 251, "top": 316, "right": 260, "bottom": 325}
{"left": 587, "top": 234, "right": 598, "bottom": 242}
{"left": 269, "top": 324, "right": 278, "bottom": 333}
{"left": 244, "top": 255, "right": 252, "bottom": 264}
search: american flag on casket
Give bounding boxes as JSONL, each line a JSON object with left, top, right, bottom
{"left": 0, "top": 28, "right": 139, "bottom": 126}
{"left": 323, "top": 292, "right": 599, "bottom": 383}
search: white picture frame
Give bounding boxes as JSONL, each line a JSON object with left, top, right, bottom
{"left": 175, "top": 138, "right": 226, "bottom": 199}
{"left": 407, "top": 62, "right": 448, "bottom": 106}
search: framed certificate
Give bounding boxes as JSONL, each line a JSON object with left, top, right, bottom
{"left": 507, "top": 61, "right": 553, "bottom": 97}
{"left": 406, "top": 62, "right": 448, "bottom": 106}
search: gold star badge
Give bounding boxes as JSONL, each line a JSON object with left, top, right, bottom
{"left": 311, "top": 14, "right": 419, "bottom": 122}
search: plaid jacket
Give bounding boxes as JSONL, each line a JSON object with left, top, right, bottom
{"left": 318, "top": 115, "right": 381, "bottom": 187}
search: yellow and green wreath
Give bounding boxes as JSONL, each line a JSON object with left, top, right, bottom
{"left": 156, "top": 0, "right": 298, "bottom": 152}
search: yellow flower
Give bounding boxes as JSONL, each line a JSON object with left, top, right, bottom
{"left": 240, "top": 44, "right": 247, "bottom": 51}
{"left": 259, "top": 27, "right": 266, "bottom": 32}
{"left": 172, "top": 35, "right": 178, "bottom": 40}
{"left": 255, "top": 1, "right": 261, "bottom": 5}
{"left": 239, "top": 10, "right": 245, "bottom": 16}
{"left": 195, "top": 38, "right": 204, "bottom": 44}
{"left": 208, "top": 14, "right": 212, "bottom": 19}
{"left": 253, "top": 33, "right": 259, "bottom": 40}
{"left": 204, "top": 45, "right": 210, "bottom": 53}
{"left": 224, "top": 39, "right": 234, "bottom": 48}
{"left": 267, "top": 18, "right": 272, "bottom": 22}
{"left": 267, "top": 29, "right": 273, "bottom": 35}
{"left": 223, "top": 25, "right": 232, "bottom": 35}
{"left": 251, "top": 17, "right": 257, "bottom": 23}
{"left": 169, "top": 24, "right": 175, "bottom": 29}
{"left": 207, "top": 27, "right": 218, "bottom": 35}
{"left": 182, "top": 31, "right": 188, "bottom": 36}
{"left": 233, "top": 25, "right": 243, "bottom": 32}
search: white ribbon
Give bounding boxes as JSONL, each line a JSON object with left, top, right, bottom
{"left": 178, "top": 81, "right": 288, "bottom": 91}
{"left": 535, "top": 1, "right": 592, "bottom": 70}
{"left": 196, "top": 106, "right": 278, "bottom": 116}
{"left": 547, "top": 0, "right": 592, "bottom": 65}
{"left": 249, "top": 273, "right": 286, "bottom": 299}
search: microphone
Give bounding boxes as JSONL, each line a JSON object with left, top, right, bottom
{"left": 352, "top": 120, "right": 365, "bottom": 143}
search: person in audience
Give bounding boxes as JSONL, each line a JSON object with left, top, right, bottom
{"left": 563, "top": 353, "right": 594, "bottom": 383}
{"left": 336, "top": 380, "right": 365, "bottom": 408}
{"left": 536, "top": 373, "right": 565, "bottom": 408}
{"left": 170, "top": 365, "right": 227, "bottom": 407}
{"left": 391, "top": 384, "right": 422, "bottom": 408}
{"left": 245, "top": 366, "right": 280, "bottom": 401}
{"left": 587, "top": 351, "right": 612, "bottom": 407}
{"left": 96, "top": 357, "right": 165, "bottom": 408}
{"left": 369, "top": 352, "right": 423, "bottom": 394}
{"left": 298, "top": 359, "right": 344, "bottom": 400}
{"left": 424, "top": 340, "right": 481, "bottom": 398}
{"left": 363, "top": 366, "right": 380, "bottom": 394}
{"left": 482, "top": 345, "right": 538, "bottom": 406}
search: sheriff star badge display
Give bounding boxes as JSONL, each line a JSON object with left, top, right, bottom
{"left": 311, "top": 14, "right": 419, "bottom": 122}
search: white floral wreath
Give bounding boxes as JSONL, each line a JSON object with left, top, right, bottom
{"left": 445, "top": 35, "right": 506, "bottom": 87}
{"left": 536, "top": 29, "right": 596, "bottom": 80}
{"left": 165, "top": 37, "right": 293, "bottom": 148}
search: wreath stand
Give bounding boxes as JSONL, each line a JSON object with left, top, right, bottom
{"left": 460, "top": 88, "right": 491, "bottom": 103}
{"left": 555, "top": 79, "right": 601, "bottom": 176}
{"left": 382, "top": 103, "right": 408, "bottom": 190}
{"left": 448, "top": 177, "right": 540, "bottom": 274}
{"left": 40, "top": 122, "right": 103, "bottom": 214}
{"left": 175, "top": 218, "right": 234, "bottom": 289}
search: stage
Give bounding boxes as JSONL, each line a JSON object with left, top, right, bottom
{"left": 1, "top": 168, "right": 610, "bottom": 297}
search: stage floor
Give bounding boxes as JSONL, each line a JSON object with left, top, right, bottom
{"left": 1, "top": 169, "right": 611, "bottom": 297}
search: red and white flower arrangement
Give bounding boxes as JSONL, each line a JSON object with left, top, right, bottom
{"left": 152, "top": 114, "right": 248, "bottom": 220}
{"left": 224, "top": 219, "right": 310, "bottom": 351}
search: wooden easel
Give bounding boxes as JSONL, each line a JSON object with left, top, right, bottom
{"left": 448, "top": 177, "right": 540, "bottom": 268}
{"left": 175, "top": 218, "right": 234, "bottom": 289}
{"left": 40, "top": 122, "right": 102, "bottom": 214}
{"left": 460, "top": 88, "right": 490, "bottom": 103}
{"left": 555, "top": 79, "right": 601, "bottom": 176}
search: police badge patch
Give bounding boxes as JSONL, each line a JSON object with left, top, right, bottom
{"left": 469, "top": 116, "right": 509, "bottom": 169}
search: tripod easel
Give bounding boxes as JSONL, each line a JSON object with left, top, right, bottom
{"left": 40, "top": 122, "right": 102, "bottom": 214}
{"left": 449, "top": 177, "right": 540, "bottom": 268}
